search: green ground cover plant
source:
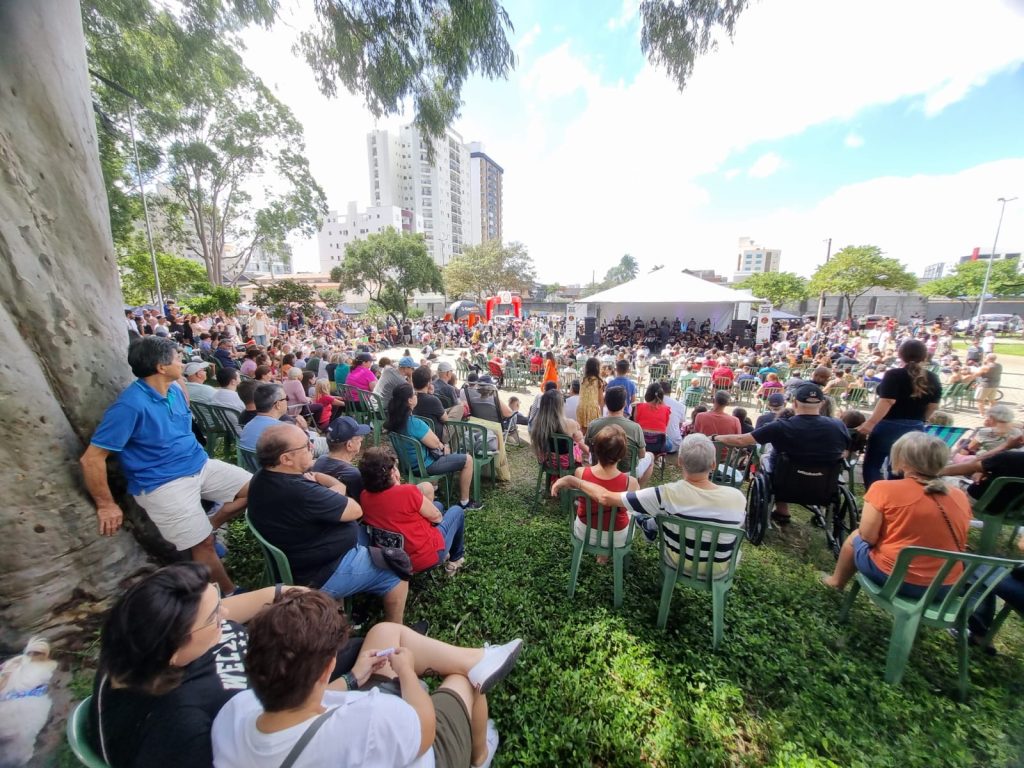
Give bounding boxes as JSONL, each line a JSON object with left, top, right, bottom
{"left": 219, "top": 448, "right": 1024, "bottom": 768}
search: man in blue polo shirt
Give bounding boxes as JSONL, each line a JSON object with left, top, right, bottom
{"left": 80, "top": 336, "right": 251, "bottom": 593}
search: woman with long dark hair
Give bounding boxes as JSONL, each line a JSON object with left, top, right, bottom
{"left": 857, "top": 339, "right": 942, "bottom": 488}
{"left": 384, "top": 382, "right": 480, "bottom": 509}
{"left": 529, "top": 389, "right": 590, "bottom": 465}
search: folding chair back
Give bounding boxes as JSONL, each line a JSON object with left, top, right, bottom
{"left": 245, "top": 510, "right": 294, "bottom": 586}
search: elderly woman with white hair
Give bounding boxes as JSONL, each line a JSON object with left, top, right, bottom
{"left": 282, "top": 365, "right": 324, "bottom": 424}
{"left": 953, "top": 404, "right": 1021, "bottom": 461}
{"left": 552, "top": 433, "right": 746, "bottom": 563}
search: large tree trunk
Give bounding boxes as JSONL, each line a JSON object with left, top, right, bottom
{"left": 0, "top": 0, "right": 151, "bottom": 651}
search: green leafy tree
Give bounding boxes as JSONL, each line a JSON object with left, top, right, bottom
{"left": 318, "top": 288, "right": 343, "bottom": 307}
{"left": 184, "top": 286, "right": 242, "bottom": 316}
{"left": 117, "top": 239, "right": 211, "bottom": 305}
{"left": 809, "top": 246, "right": 919, "bottom": 320}
{"left": 920, "top": 259, "right": 1024, "bottom": 317}
{"left": 602, "top": 254, "right": 640, "bottom": 287}
{"left": 337, "top": 229, "right": 442, "bottom": 324}
{"left": 736, "top": 271, "right": 810, "bottom": 308}
{"left": 442, "top": 240, "right": 536, "bottom": 300}
{"left": 252, "top": 281, "right": 319, "bottom": 320}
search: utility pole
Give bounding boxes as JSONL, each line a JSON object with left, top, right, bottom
{"left": 814, "top": 237, "right": 832, "bottom": 329}
{"left": 977, "top": 197, "right": 1017, "bottom": 318}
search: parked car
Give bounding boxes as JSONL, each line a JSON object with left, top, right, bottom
{"left": 955, "top": 313, "right": 1023, "bottom": 333}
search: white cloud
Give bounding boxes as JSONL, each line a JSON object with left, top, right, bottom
{"left": 520, "top": 42, "right": 600, "bottom": 101}
{"left": 607, "top": 0, "right": 640, "bottom": 31}
{"left": 515, "top": 24, "right": 541, "bottom": 55}
{"left": 724, "top": 168, "right": 742, "bottom": 180}
{"left": 844, "top": 132, "right": 865, "bottom": 149}
{"left": 748, "top": 152, "right": 784, "bottom": 178}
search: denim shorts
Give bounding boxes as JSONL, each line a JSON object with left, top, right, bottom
{"left": 852, "top": 535, "right": 940, "bottom": 600}
{"left": 428, "top": 452, "right": 468, "bottom": 475}
{"left": 320, "top": 545, "right": 402, "bottom": 598}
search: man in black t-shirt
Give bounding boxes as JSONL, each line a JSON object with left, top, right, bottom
{"left": 412, "top": 365, "right": 447, "bottom": 439}
{"left": 716, "top": 384, "right": 850, "bottom": 522}
{"left": 941, "top": 442, "right": 1024, "bottom": 512}
{"left": 311, "top": 416, "right": 369, "bottom": 502}
{"left": 248, "top": 424, "right": 407, "bottom": 623}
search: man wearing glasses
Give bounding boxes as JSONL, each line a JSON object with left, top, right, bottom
{"left": 240, "top": 383, "right": 327, "bottom": 456}
{"left": 81, "top": 336, "right": 251, "bottom": 594}
{"left": 248, "top": 424, "right": 408, "bottom": 623}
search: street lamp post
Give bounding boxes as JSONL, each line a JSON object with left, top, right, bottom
{"left": 815, "top": 237, "right": 832, "bottom": 329}
{"left": 977, "top": 196, "right": 1017, "bottom": 318}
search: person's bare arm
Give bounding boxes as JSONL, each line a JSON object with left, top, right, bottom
{"left": 389, "top": 648, "right": 436, "bottom": 757}
{"left": 418, "top": 492, "right": 442, "bottom": 523}
{"left": 940, "top": 458, "right": 985, "bottom": 477}
{"left": 714, "top": 433, "right": 757, "bottom": 447}
{"left": 551, "top": 473, "right": 622, "bottom": 508}
{"left": 976, "top": 434, "right": 1024, "bottom": 461}
{"left": 223, "top": 585, "right": 310, "bottom": 623}
{"left": 419, "top": 428, "right": 445, "bottom": 451}
{"left": 80, "top": 444, "right": 123, "bottom": 536}
{"left": 857, "top": 502, "right": 883, "bottom": 545}
{"left": 858, "top": 397, "right": 895, "bottom": 433}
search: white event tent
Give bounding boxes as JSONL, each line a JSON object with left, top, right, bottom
{"left": 578, "top": 269, "right": 762, "bottom": 331}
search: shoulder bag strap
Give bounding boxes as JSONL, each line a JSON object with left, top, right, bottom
{"left": 279, "top": 707, "right": 339, "bottom": 768}
{"left": 932, "top": 495, "right": 965, "bottom": 552}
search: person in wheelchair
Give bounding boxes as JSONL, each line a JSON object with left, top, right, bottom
{"left": 713, "top": 384, "right": 851, "bottom": 524}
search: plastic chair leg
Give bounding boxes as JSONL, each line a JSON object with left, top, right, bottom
{"left": 656, "top": 569, "right": 676, "bottom": 629}
{"left": 533, "top": 467, "right": 545, "bottom": 512}
{"left": 982, "top": 602, "right": 1015, "bottom": 646}
{"left": 883, "top": 612, "right": 923, "bottom": 685}
{"left": 613, "top": 550, "right": 625, "bottom": 609}
{"left": 567, "top": 539, "right": 584, "bottom": 598}
{"left": 838, "top": 580, "right": 861, "bottom": 622}
{"left": 955, "top": 615, "right": 971, "bottom": 701}
{"left": 711, "top": 581, "right": 729, "bottom": 650}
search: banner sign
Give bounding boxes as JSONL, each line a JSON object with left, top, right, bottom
{"left": 755, "top": 303, "right": 773, "bottom": 344}
{"left": 565, "top": 303, "right": 579, "bottom": 344}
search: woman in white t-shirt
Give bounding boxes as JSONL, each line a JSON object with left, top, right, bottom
{"left": 212, "top": 591, "right": 522, "bottom": 768}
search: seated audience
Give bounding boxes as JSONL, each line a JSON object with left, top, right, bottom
{"left": 211, "top": 590, "right": 522, "bottom": 768}
{"left": 248, "top": 424, "right": 408, "bottom": 622}
{"left": 359, "top": 448, "right": 467, "bottom": 575}
{"left": 530, "top": 389, "right": 591, "bottom": 468}
{"left": 823, "top": 432, "right": 972, "bottom": 597}
{"left": 571, "top": 425, "right": 639, "bottom": 563}
{"left": 634, "top": 383, "right": 673, "bottom": 453}
{"left": 587, "top": 386, "right": 652, "bottom": 485}
{"left": 693, "top": 391, "right": 741, "bottom": 438}
{"left": 311, "top": 416, "right": 369, "bottom": 501}
{"left": 211, "top": 367, "right": 244, "bottom": 412}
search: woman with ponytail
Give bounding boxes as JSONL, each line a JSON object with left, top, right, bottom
{"left": 823, "top": 432, "right": 972, "bottom": 597}
{"left": 857, "top": 339, "right": 941, "bottom": 488}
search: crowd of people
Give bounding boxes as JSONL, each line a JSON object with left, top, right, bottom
{"left": 73, "top": 304, "right": 1023, "bottom": 767}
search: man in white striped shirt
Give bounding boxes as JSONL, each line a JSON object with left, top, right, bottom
{"left": 552, "top": 434, "right": 745, "bottom": 567}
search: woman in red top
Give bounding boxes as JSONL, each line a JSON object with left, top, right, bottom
{"left": 571, "top": 425, "right": 639, "bottom": 563}
{"left": 358, "top": 448, "right": 467, "bottom": 574}
{"left": 634, "top": 383, "right": 671, "bottom": 453}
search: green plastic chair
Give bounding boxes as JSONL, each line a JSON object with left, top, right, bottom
{"left": 533, "top": 433, "right": 578, "bottom": 513}
{"left": 940, "top": 381, "right": 965, "bottom": 410}
{"left": 237, "top": 446, "right": 259, "bottom": 472}
{"left": 735, "top": 378, "right": 759, "bottom": 405}
{"left": 838, "top": 546, "right": 1020, "bottom": 698}
{"left": 972, "top": 477, "right": 1024, "bottom": 555}
{"left": 566, "top": 489, "right": 637, "bottom": 608}
{"left": 245, "top": 510, "right": 294, "bottom": 586}
{"left": 711, "top": 442, "right": 750, "bottom": 489}
{"left": 616, "top": 440, "right": 640, "bottom": 477}
{"left": 66, "top": 697, "right": 110, "bottom": 768}
{"left": 447, "top": 420, "right": 496, "bottom": 500}
{"left": 388, "top": 431, "right": 453, "bottom": 504}
{"left": 361, "top": 390, "right": 386, "bottom": 445}
{"left": 654, "top": 514, "right": 745, "bottom": 648}
{"left": 191, "top": 402, "right": 234, "bottom": 457}
{"left": 845, "top": 387, "right": 869, "bottom": 408}
{"left": 923, "top": 424, "right": 970, "bottom": 450}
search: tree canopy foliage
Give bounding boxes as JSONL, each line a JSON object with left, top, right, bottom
{"left": 335, "top": 228, "right": 442, "bottom": 323}
{"left": 808, "top": 246, "right": 918, "bottom": 320}
{"left": 603, "top": 254, "right": 640, "bottom": 287}
{"left": 183, "top": 286, "right": 243, "bottom": 316}
{"left": 299, "top": 0, "right": 516, "bottom": 150}
{"left": 117, "top": 239, "right": 210, "bottom": 305}
{"left": 920, "top": 259, "right": 1024, "bottom": 316}
{"left": 641, "top": 0, "right": 750, "bottom": 91}
{"left": 252, "top": 281, "right": 319, "bottom": 319}
{"left": 84, "top": 0, "right": 326, "bottom": 286}
{"left": 442, "top": 240, "right": 536, "bottom": 300}
{"left": 736, "top": 271, "right": 810, "bottom": 307}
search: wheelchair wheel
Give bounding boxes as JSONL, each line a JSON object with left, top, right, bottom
{"left": 824, "top": 486, "right": 860, "bottom": 559}
{"left": 745, "top": 473, "right": 770, "bottom": 545}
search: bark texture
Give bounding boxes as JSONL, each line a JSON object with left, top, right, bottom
{"left": 0, "top": 0, "right": 149, "bottom": 651}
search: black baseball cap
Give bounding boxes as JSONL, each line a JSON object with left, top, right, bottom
{"left": 795, "top": 383, "right": 824, "bottom": 404}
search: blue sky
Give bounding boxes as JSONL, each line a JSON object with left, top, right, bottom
{"left": 244, "top": 0, "right": 1024, "bottom": 281}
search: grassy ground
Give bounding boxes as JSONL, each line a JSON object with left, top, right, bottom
{"left": 953, "top": 339, "right": 1024, "bottom": 358}
{"left": 222, "top": 446, "right": 1024, "bottom": 768}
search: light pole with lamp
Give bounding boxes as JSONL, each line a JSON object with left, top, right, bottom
{"left": 977, "top": 196, "right": 1017, "bottom": 319}
{"left": 814, "top": 237, "right": 832, "bottom": 329}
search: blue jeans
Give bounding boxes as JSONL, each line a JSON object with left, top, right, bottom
{"left": 968, "top": 565, "right": 1024, "bottom": 635}
{"left": 862, "top": 419, "right": 924, "bottom": 489}
{"left": 435, "top": 502, "right": 465, "bottom": 562}
{"left": 320, "top": 545, "right": 402, "bottom": 598}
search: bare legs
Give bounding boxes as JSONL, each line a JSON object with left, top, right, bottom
{"left": 381, "top": 581, "right": 409, "bottom": 624}
{"left": 823, "top": 531, "right": 858, "bottom": 589}
{"left": 192, "top": 534, "right": 235, "bottom": 593}
{"left": 459, "top": 456, "right": 474, "bottom": 502}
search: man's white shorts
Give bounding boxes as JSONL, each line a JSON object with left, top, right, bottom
{"left": 133, "top": 460, "right": 250, "bottom": 551}
{"left": 636, "top": 453, "right": 654, "bottom": 479}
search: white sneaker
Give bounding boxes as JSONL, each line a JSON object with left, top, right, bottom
{"left": 468, "top": 639, "right": 523, "bottom": 694}
{"left": 445, "top": 558, "right": 465, "bottom": 575}
{"left": 473, "top": 719, "right": 500, "bottom": 768}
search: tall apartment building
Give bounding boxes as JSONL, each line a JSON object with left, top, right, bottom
{"left": 317, "top": 201, "right": 420, "bottom": 273}
{"left": 367, "top": 125, "right": 474, "bottom": 266}
{"left": 733, "top": 237, "right": 781, "bottom": 282}
{"left": 468, "top": 142, "right": 503, "bottom": 245}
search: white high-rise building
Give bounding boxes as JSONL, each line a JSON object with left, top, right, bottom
{"left": 367, "top": 125, "right": 473, "bottom": 266}
{"left": 317, "top": 201, "right": 420, "bottom": 273}
{"left": 468, "top": 142, "right": 503, "bottom": 245}
{"left": 733, "top": 236, "right": 781, "bottom": 282}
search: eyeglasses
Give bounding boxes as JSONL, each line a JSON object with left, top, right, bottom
{"left": 276, "top": 396, "right": 288, "bottom": 403}
{"left": 189, "top": 583, "right": 223, "bottom": 634}
{"left": 282, "top": 439, "right": 314, "bottom": 455}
